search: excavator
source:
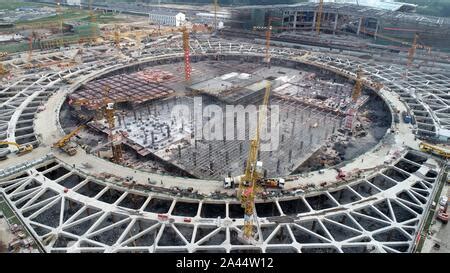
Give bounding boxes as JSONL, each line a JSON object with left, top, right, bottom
{"left": 0, "top": 141, "right": 33, "bottom": 157}
{"left": 53, "top": 118, "right": 93, "bottom": 156}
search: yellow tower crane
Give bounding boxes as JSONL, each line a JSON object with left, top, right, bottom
{"left": 55, "top": 0, "right": 63, "bottom": 35}
{"left": 114, "top": 25, "right": 121, "bottom": 48}
{"left": 181, "top": 26, "right": 191, "bottom": 82}
{"left": 253, "top": 17, "right": 280, "bottom": 67}
{"left": 89, "top": 0, "right": 97, "bottom": 43}
{"left": 315, "top": 0, "right": 324, "bottom": 35}
{"left": 239, "top": 81, "right": 272, "bottom": 242}
{"left": 351, "top": 68, "right": 364, "bottom": 102}
{"left": 101, "top": 86, "right": 123, "bottom": 163}
{"left": 265, "top": 17, "right": 273, "bottom": 66}
{"left": 407, "top": 33, "right": 419, "bottom": 68}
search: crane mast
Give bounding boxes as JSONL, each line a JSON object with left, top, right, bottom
{"left": 114, "top": 25, "right": 121, "bottom": 48}
{"left": 265, "top": 18, "right": 272, "bottom": 65}
{"left": 239, "top": 81, "right": 272, "bottom": 241}
{"left": 55, "top": 0, "right": 63, "bottom": 35}
{"left": 254, "top": 16, "right": 280, "bottom": 66}
{"left": 315, "top": 0, "right": 324, "bottom": 35}
{"left": 351, "top": 68, "right": 364, "bottom": 102}
{"left": 101, "top": 86, "right": 123, "bottom": 163}
{"left": 213, "top": 0, "right": 218, "bottom": 31}
{"left": 182, "top": 27, "right": 191, "bottom": 82}
{"left": 407, "top": 33, "right": 419, "bottom": 68}
{"left": 89, "top": 0, "right": 97, "bottom": 43}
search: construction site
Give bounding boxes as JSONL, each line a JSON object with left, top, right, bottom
{"left": 60, "top": 58, "right": 388, "bottom": 180}
{"left": 0, "top": 0, "right": 449, "bottom": 254}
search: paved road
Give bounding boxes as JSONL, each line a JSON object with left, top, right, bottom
{"left": 422, "top": 183, "right": 450, "bottom": 253}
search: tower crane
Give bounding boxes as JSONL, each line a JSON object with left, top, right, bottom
{"left": 407, "top": 33, "right": 419, "bottom": 68}
{"left": 252, "top": 17, "right": 280, "bottom": 67}
{"left": 141, "top": 26, "right": 193, "bottom": 82}
{"left": 344, "top": 67, "right": 364, "bottom": 132}
{"left": 351, "top": 68, "right": 364, "bottom": 102}
{"left": 315, "top": 0, "right": 324, "bottom": 35}
{"left": 89, "top": 0, "right": 98, "bottom": 43}
{"left": 55, "top": 0, "right": 63, "bottom": 35}
{"left": 114, "top": 25, "right": 121, "bottom": 48}
{"left": 181, "top": 27, "right": 191, "bottom": 82}
{"left": 222, "top": 81, "right": 272, "bottom": 243}
{"left": 101, "top": 86, "right": 123, "bottom": 163}
{"left": 213, "top": 0, "right": 219, "bottom": 31}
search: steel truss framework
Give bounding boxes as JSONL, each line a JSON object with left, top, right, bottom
{"left": 0, "top": 149, "right": 441, "bottom": 253}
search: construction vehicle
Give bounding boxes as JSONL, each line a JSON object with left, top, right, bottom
{"left": 224, "top": 176, "right": 285, "bottom": 189}
{"left": 0, "top": 63, "right": 8, "bottom": 77}
{"left": 336, "top": 168, "right": 346, "bottom": 180}
{"left": 0, "top": 142, "right": 33, "bottom": 156}
{"left": 53, "top": 118, "right": 92, "bottom": 156}
{"left": 419, "top": 142, "right": 450, "bottom": 159}
{"left": 260, "top": 178, "right": 285, "bottom": 189}
{"left": 437, "top": 196, "right": 448, "bottom": 224}
{"left": 401, "top": 111, "right": 411, "bottom": 123}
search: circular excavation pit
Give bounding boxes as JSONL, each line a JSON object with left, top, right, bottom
{"left": 60, "top": 55, "right": 391, "bottom": 180}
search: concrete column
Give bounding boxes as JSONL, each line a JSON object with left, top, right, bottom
{"left": 357, "top": 17, "right": 363, "bottom": 36}
{"left": 374, "top": 19, "right": 380, "bottom": 40}
{"left": 312, "top": 11, "right": 317, "bottom": 31}
{"left": 293, "top": 12, "right": 297, "bottom": 30}
{"left": 333, "top": 13, "right": 339, "bottom": 35}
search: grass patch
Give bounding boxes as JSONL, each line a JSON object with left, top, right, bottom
{"left": 0, "top": 1, "right": 45, "bottom": 11}
{"left": 0, "top": 199, "right": 15, "bottom": 219}
{"left": 15, "top": 10, "right": 90, "bottom": 26}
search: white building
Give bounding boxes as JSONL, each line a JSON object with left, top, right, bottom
{"left": 66, "top": 0, "right": 81, "bottom": 5}
{"left": 148, "top": 11, "right": 186, "bottom": 27}
{"left": 308, "top": 0, "right": 417, "bottom": 12}
{"left": 0, "top": 34, "right": 23, "bottom": 43}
